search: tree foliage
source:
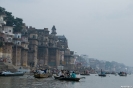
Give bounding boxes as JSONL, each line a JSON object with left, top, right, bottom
{"left": 0, "top": 6, "right": 23, "bottom": 33}
{"left": 0, "top": 7, "right": 5, "bottom": 15}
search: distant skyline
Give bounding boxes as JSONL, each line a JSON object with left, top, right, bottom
{"left": 1, "top": 0, "right": 133, "bottom": 66}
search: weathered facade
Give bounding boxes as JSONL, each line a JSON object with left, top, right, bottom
{"left": 28, "top": 27, "right": 38, "bottom": 67}
{"left": 12, "top": 33, "right": 22, "bottom": 66}
{"left": 2, "top": 26, "right": 14, "bottom": 63}
{"left": 0, "top": 15, "right": 6, "bottom": 59}
{"left": 1, "top": 13, "right": 75, "bottom": 70}
{"left": 12, "top": 24, "right": 29, "bottom": 67}
{"left": 37, "top": 28, "right": 49, "bottom": 67}
{"left": 27, "top": 25, "right": 74, "bottom": 69}
{"left": 21, "top": 24, "right": 29, "bottom": 67}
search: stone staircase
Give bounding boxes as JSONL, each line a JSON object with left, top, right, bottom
{"left": 0, "top": 62, "right": 17, "bottom": 72}
{"left": 0, "top": 62, "right": 31, "bottom": 73}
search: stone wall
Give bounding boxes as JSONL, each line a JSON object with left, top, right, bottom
{"left": 21, "top": 49, "right": 28, "bottom": 67}
{"left": 2, "top": 43, "right": 13, "bottom": 63}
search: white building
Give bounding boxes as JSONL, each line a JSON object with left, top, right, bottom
{"left": 3, "top": 26, "right": 14, "bottom": 42}
{"left": 0, "top": 15, "right": 6, "bottom": 27}
{"left": 13, "top": 33, "right": 22, "bottom": 45}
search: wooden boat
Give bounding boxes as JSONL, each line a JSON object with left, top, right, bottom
{"left": 0, "top": 71, "right": 24, "bottom": 76}
{"left": 34, "top": 73, "right": 49, "bottom": 78}
{"left": 54, "top": 76, "right": 80, "bottom": 81}
{"left": 118, "top": 72, "right": 127, "bottom": 76}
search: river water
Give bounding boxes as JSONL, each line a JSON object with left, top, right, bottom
{"left": 0, "top": 74, "right": 133, "bottom": 88}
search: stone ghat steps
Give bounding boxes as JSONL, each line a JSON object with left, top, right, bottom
{"left": 0, "top": 62, "right": 17, "bottom": 72}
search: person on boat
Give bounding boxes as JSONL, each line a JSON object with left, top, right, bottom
{"left": 64, "top": 70, "right": 68, "bottom": 77}
{"left": 43, "top": 69, "right": 47, "bottom": 73}
{"left": 66, "top": 70, "right": 70, "bottom": 78}
{"left": 37, "top": 70, "right": 44, "bottom": 74}
{"left": 48, "top": 69, "right": 51, "bottom": 73}
{"left": 58, "top": 70, "right": 64, "bottom": 77}
{"left": 71, "top": 72, "right": 76, "bottom": 78}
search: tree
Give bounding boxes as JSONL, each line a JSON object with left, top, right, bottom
{"left": 13, "top": 17, "right": 23, "bottom": 33}
{"left": 0, "top": 7, "right": 5, "bottom": 15}
{"left": 4, "top": 11, "right": 14, "bottom": 26}
{"left": 0, "top": 6, "right": 23, "bottom": 33}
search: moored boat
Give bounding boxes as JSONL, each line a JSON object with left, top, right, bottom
{"left": 0, "top": 71, "right": 24, "bottom": 76}
{"left": 80, "top": 70, "right": 90, "bottom": 76}
{"left": 98, "top": 74, "right": 106, "bottom": 77}
{"left": 54, "top": 76, "right": 80, "bottom": 81}
{"left": 118, "top": 72, "right": 127, "bottom": 76}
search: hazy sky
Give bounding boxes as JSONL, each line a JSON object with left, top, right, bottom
{"left": 1, "top": 0, "right": 133, "bottom": 66}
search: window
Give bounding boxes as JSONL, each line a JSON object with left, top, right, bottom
{"left": 8, "top": 38, "right": 12, "bottom": 42}
{"left": 9, "top": 30, "right": 11, "bottom": 32}
{"left": 33, "top": 35, "right": 36, "bottom": 39}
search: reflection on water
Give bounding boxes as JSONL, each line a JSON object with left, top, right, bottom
{"left": 0, "top": 74, "right": 133, "bottom": 88}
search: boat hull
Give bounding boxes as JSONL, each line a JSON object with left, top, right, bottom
{"left": 98, "top": 74, "right": 106, "bottom": 77}
{"left": 54, "top": 76, "right": 80, "bottom": 81}
{"left": 80, "top": 74, "right": 90, "bottom": 76}
{"left": 118, "top": 74, "right": 127, "bottom": 76}
{"left": 118, "top": 72, "right": 127, "bottom": 76}
{"left": 34, "top": 73, "right": 49, "bottom": 78}
{"left": 0, "top": 72, "right": 24, "bottom": 76}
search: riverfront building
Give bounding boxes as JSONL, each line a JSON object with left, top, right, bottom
{"left": 0, "top": 13, "right": 75, "bottom": 71}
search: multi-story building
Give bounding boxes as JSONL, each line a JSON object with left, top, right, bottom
{"left": 2, "top": 26, "right": 14, "bottom": 63}
{"left": 12, "top": 33, "right": 22, "bottom": 66}
{"left": 21, "top": 24, "right": 29, "bottom": 67}
{"left": 0, "top": 14, "right": 6, "bottom": 59}
{"left": 11, "top": 23, "right": 29, "bottom": 67}
{"left": 37, "top": 28, "right": 49, "bottom": 67}
{"left": 27, "top": 25, "right": 75, "bottom": 69}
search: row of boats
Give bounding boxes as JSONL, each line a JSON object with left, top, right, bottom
{"left": 0, "top": 70, "right": 128, "bottom": 82}
{"left": 98, "top": 71, "right": 127, "bottom": 77}
{"left": 0, "top": 70, "right": 88, "bottom": 81}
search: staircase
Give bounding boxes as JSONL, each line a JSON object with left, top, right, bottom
{"left": 0, "top": 62, "right": 31, "bottom": 73}
{"left": 0, "top": 62, "right": 17, "bottom": 72}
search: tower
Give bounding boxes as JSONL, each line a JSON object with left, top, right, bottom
{"left": 12, "top": 33, "right": 22, "bottom": 66}
{"left": 51, "top": 25, "right": 57, "bottom": 36}
{"left": 3, "top": 26, "right": 14, "bottom": 64}
{"left": 28, "top": 27, "right": 38, "bottom": 68}
{"left": 37, "top": 28, "right": 49, "bottom": 67}
{"left": 21, "top": 24, "right": 29, "bottom": 67}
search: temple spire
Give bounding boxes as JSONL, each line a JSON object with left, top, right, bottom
{"left": 51, "top": 25, "right": 57, "bottom": 35}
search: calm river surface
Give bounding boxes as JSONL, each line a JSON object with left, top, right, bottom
{"left": 0, "top": 74, "right": 133, "bottom": 88}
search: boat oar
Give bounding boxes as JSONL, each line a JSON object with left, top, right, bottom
{"left": 80, "top": 77, "right": 85, "bottom": 79}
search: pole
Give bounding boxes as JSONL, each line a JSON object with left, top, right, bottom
{"left": 60, "top": 54, "right": 62, "bottom": 66}
{"left": 16, "top": 44, "right": 17, "bottom": 66}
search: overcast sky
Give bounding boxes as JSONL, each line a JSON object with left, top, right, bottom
{"left": 1, "top": 0, "right": 133, "bottom": 66}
